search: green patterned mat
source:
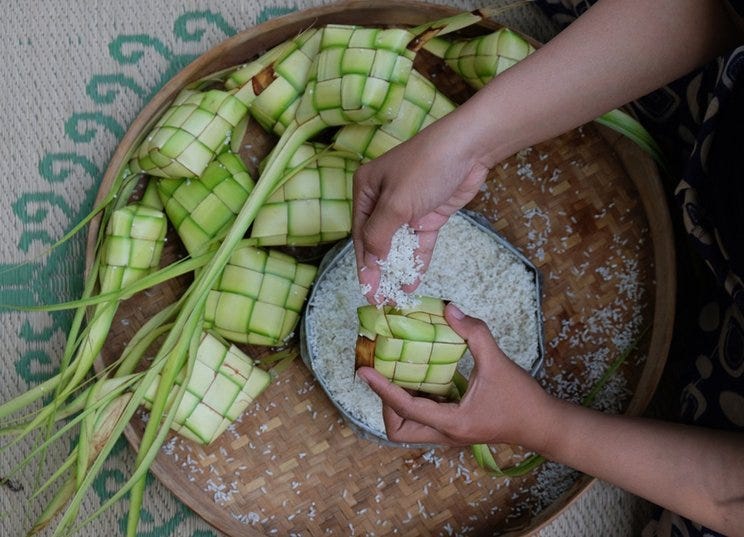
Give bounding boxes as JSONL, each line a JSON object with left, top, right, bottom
{"left": 0, "top": 1, "right": 651, "bottom": 535}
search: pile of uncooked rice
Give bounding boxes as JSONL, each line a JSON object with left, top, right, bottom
{"left": 305, "top": 213, "right": 540, "bottom": 439}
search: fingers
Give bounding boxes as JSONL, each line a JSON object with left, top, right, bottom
{"left": 351, "top": 168, "right": 378, "bottom": 301}
{"left": 381, "top": 405, "right": 459, "bottom": 446}
{"left": 352, "top": 199, "right": 447, "bottom": 302}
{"left": 444, "top": 303, "right": 508, "bottom": 374}
{"left": 357, "top": 308, "right": 534, "bottom": 447}
{"left": 352, "top": 167, "right": 405, "bottom": 303}
{"left": 399, "top": 227, "right": 437, "bottom": 294}
{"left": 356, "top": 367, "right": 458, "bottom": 433}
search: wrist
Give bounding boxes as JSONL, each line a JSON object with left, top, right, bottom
{"left": 509, "top": 390, "right": 569, "bottom": 455}
{"left": 451, "top": 88, "right": 525, "bottom": 170}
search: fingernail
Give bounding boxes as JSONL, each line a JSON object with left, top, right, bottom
{"left": 448, "top": 303, "right": 465, "bottom": 319}
{"left": 356, "top": 369, "right": 370, "bottom": 384}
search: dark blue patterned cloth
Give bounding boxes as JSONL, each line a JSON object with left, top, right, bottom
{"left": 534, "top": 2, "right": 744, "bottom": 536}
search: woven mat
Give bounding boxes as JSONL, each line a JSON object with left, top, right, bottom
{"left": 0, "top": 1, "right": 654, "bottom": 535}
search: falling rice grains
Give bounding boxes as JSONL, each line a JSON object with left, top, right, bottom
{"left": 373, "top": 224, "right": 424, "bottom": 308}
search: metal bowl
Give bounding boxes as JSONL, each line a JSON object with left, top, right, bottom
{"left": 300, "top": 209, "right": 545, "bottom": 446}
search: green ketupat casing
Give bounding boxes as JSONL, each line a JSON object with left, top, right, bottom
{"left": 423, "top": 28, "right": 535, "bottom": 90}
{"left": 226, "top": 28, "right": 323, "bottom": 136}
{"left": 204, "top": 241, "right": 317, "bottom": 346}
{"left": 355, "top": 297, "right": 467, "bottom": 396}
{"left": 98, "top": 203, "right": 168, "bottom": 291}
{"left": 156, "top": 151, "right": 255, "bottom": 256}
{"left": 129, "top": 88, "right": 250, "bottom": 179}
{"left": 142, "top": 332, "right": 271, "bottom": 444}
{"left": 250, "top": 142, "right": 358, "bottom": 246}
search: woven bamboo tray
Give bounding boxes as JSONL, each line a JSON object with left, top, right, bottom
{"left": 89, "top": 1, "right": 676, "bottom": 535}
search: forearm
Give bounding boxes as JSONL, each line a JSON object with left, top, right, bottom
{"left": 358, "top": 307, "right": 744, "bottom": 531}
{"left": 528, "top": 400, "right": 744, "bottom": 536}
{"left": 443, "top": 0, "right": 740, "bottom": 167}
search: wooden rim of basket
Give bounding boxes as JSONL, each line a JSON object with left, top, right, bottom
{"left": 87, "top": 1, "right": 676, "bottom": 535}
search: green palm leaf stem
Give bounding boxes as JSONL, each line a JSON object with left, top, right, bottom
{"left": 27, "top": 378, "right": 136, "bottom": 535}
{"left": 48, "top": 200, "right": 167, "bottom": 403}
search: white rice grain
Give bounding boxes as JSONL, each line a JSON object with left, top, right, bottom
{"left": 373, "top": 224, "right": 423, "bottom": 308}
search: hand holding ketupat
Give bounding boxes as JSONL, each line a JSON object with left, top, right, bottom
{"left": 356, "top": 302, "right": 550, "bottom": 448}
{"left": 352, "top": 0, "right": 744, "bottom": 535}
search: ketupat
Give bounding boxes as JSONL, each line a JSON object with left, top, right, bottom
{"left": 204, "top": 241, "right": 317, "bottom": 346}
{"left": 129, "top": 38, "right": 299, "bottom": 179}
{"left": 332, "top": 69, "right": 456, "bottom": 161}
{"left": 355, "top": 296, "right": 467, "bottom": 396}
{"left": 423, "top": 28, "right": 535, "bottom": 89}
{"left": 251, "top": 142, "right": 358, "bottom": 246}
{"left": 226, "top": 28, "right": 323, "bottom": 136}
{"left": 60, "top": 200, "right": 168, "bottom": 398}
{"left": 14, "top": 328, "right": 276, "bottom": 534}
{"left": 157, "top": 151, "right": 255, "bottom": 256}
{"left": 129, "top": 88, "right": 250, "bottom": 179}
{"left": 142, "top": 332, "right": 271, "bottom": 444}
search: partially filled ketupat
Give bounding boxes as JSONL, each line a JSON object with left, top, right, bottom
{"left": 356, "top": 296, "right": 468, "bottom": 396}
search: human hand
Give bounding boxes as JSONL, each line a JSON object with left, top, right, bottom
{"left": 356, "top": 303, "right": 555, "bottom": 448}
{"left": 352, "top": 112, "right": 491, "bottom": 304}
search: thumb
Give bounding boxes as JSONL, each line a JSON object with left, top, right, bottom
{"left": 444, "top": 303, "right": 507, "bottom": 372}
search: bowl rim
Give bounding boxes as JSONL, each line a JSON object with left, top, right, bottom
{"left": 300, "top": 209, "right": 547, "bottom": 447}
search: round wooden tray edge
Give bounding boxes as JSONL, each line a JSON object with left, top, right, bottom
{"left": 86, "top": 3, "right": 677, "bottom": 536}
{"left": 595, "top": 125, "right": 676, "bottom": 417}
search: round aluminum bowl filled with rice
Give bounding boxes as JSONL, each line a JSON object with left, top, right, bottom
{"left": 301, "top": 210, "right": 545, "bottom": 446}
